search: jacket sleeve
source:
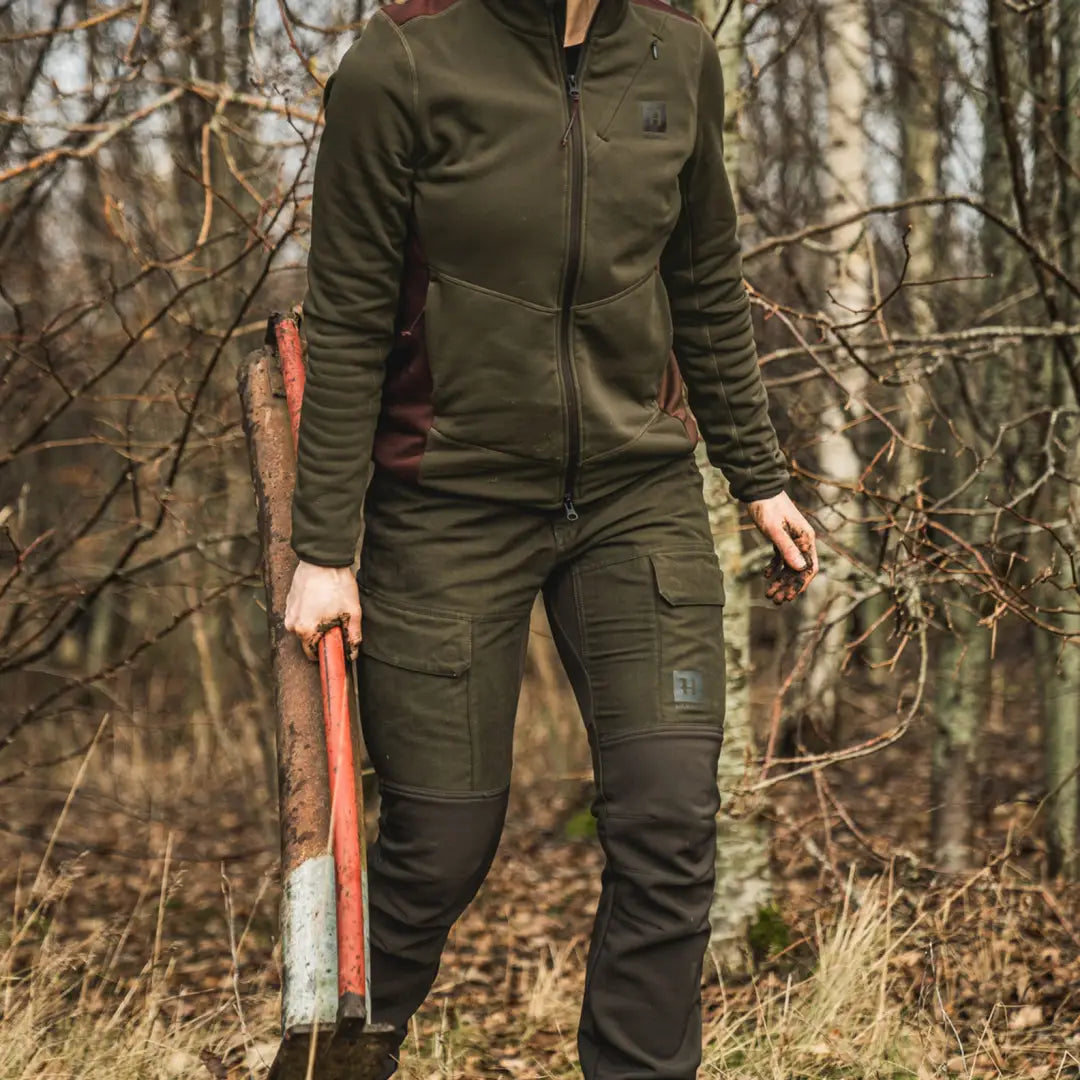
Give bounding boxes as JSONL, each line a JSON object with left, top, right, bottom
{"left": 291, "top": 12, "right": 416, "bottom": 567}
{"left": 659, "top": 26, "right": 788, "bottom": 504}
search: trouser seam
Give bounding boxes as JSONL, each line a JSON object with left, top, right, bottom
{"left": 653, "top": 562, "right": 663, "bottom": 731}
{"left": 467, "top": 619, "right": 476, "bottom": 790}
{"left": 572, "top": 545, "right": 714, "bottom": 577}
{"left": 545, "top": 583, "right": 596, "bottom": 761}
{"left": 357, "top": 582, "right": 533, "bottom": 623}
{"left": 564, "top": 568, "right": 619, "bottom": 1030}
{"left": 378, "top": 778, "right": 510, "bottom": 802}
{"left": 596, "top": 724, "right": 726, "bottom": 749}
{"left": 568, "top": 567, "right": 602, "bottom": 798}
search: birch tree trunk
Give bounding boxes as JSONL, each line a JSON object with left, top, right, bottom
{"left": 670, "top": 0, "right": 774, "bottom": 972}
{"left": 896, "top": 8, "right": 987, "bottom": 872}
{"left": 1039, "top": 0, "right": 1080, "bottom": 878}
{"left": 702, "top": 451, "right": 773, "bottom": 973}
{"left": 791, "top": 0, "right": 871, "bottom": 736}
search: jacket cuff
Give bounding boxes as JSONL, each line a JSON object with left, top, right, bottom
{"left": 735, "top": 480, "right": 787, "bottom": 504}
{"left": 290, "top": 543, "right": 356, "bottom": 570}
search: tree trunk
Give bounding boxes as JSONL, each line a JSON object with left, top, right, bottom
{"left": 1040, "top": 0, "right": 1080, "bottom": 881}
{"left": 895, "top": 4, "right": 988, "bottom": 873}
{"left": 701, "top": 450, "right": 774, "bottom": 972}
{"left": 792, "top": 0, "right": 871, "bottom": 737}
{"left": 930, "top": 648, "right": 981, "bottom": 872}
{"left": 1039, "top": 627, "right": 1080, "bottom": 878}
{"left": 1003, "top": 0, "right": 1080, "bottom": 879}
{"left": 671, "top": 0, "right": 775, "bottom": 972}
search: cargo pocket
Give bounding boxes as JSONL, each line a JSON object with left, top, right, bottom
{"left": 651, "top": 551, "right": 726, "bottom": 729}
{"left": 357, "top": 590, "right": 474, "bottom": 793}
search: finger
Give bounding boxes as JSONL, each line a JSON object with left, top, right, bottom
{"left": 344, "top": 609, "right": 363, "bottom": 661}
{"left": 795, "top": 542, "right": 820, "bottom": 596}
{"left": 306, "top": 620, "right": 335, "bottom": 662}
{"left": 313, "top": 618, "right": 346, "bottom": 659}
{"left": 764, "top": 549, "right": 781, "bottom": 580}
{"left": 789, "top": 521, "right": 817, "bottom": 562}
{"left": 772, "top": 528, "right": 807, "bottom": 572}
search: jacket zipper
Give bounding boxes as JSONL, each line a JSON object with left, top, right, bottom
{"left": 553, "top": 23, "right": 587, "bottom": 522}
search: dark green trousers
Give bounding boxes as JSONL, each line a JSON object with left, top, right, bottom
{"left": 358, "top": 454, "right": 727, "bottom": 1080}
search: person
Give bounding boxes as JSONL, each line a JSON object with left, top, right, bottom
{"left": 283, "top": 0, "right": 818, "bottom": 1076}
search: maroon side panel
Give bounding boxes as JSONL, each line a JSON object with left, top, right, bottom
{"left": 658, "top": 353, "right": 700, "bottom": 445}
{"left": 631, "top": 0, "right": 699, "bottom": 22}
{"left": 381, "top": 0, "right": 462, "bottom": 25}
{"left": 372, "top": 223, "right": 434, "bottom": 482}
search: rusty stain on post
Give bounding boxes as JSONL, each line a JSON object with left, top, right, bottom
{"left": 239, "top": 346, "right": 332, "bottom": 868}
{"left": 240, "top": 326, "right": 396, "bottom": 1077}
{"left": 238, "top": 346, "right": 336, "bottom": 1022}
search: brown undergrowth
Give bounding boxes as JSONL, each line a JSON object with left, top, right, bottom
{"left": 2, "top": 628, "right": 1078, "bottom": 1078}
{"left": 3, "top": 831, "right": 1078, "bottom": 1079}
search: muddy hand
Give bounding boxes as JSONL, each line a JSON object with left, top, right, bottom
{"left": 284, "top": 560, "right": 363, "bottom": 661}
{"left": 746, "top": 492, "right": 819, "bottom": 606}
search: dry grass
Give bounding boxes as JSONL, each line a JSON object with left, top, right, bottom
{"left": 701, "top": 874, "right": 931, "bottom": 1078}
{"left": 0, "top": 869, "right": 271, "bottom": 1080}
{"left": 2, "top": 674, "right": 1077, "bottom": 1078}
{"left": 4, "top": 865, "right": 1074, "bottom": 1080}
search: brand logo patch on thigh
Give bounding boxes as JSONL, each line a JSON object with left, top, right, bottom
{"left": 673, "top": 669, "right": 705, "bottom": 706}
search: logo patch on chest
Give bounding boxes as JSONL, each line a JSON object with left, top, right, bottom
{"left": 640, "top": 101, "right": 667, "bottom": 134}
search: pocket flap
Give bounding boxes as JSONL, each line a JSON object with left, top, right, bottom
{"left": 651, "top": 551, "right": 726, "bottom": 606}
{"left": 359, "top": 591, "right": 471, "bottom": 676}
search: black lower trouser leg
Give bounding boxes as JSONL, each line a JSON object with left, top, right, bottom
{"left": 576, "top": 734, "right": 722, "bottom": 1080}
{"left": 543, "top": 530, "right": 727, "bottom": 1079}
{"left": 366, "top": 786, "right": 508, "bottom": 1079}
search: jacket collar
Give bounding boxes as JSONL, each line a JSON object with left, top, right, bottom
{"left": 481, "top": 0, "right": 630, "bottom": 40}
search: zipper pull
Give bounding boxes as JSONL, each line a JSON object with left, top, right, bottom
{"left": 651, "top": 38, "right": 659, "bottom": 60}
{"left": 563, "top": 493, "right": 580, "bottom": 522}
{"left": 561, "top": 76, "right": 581, "bottom": 146}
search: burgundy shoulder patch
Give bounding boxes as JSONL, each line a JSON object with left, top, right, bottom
{"left": 380, "top": 0, "right": 462, "bottom": 25}
{"left": 631, "top": 0, "right": 699, "bottom": 24}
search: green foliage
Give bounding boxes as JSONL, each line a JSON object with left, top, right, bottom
{"left": 562, "top": 806, "right": 597, "bottom": 841}
{"left": 747, "top": 901, "right": 791, "bottom": 964}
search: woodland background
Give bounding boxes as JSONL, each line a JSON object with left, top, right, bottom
{"left": 2, "top": 0, "right": 1080, "bottom": 1076}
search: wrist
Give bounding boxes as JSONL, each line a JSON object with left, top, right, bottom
{"left": 292, "top": 550, "right": 355, "bottom": 570}
{"left": 296, "top": 558, "right": 355, "bottom": 578}
{"left": 744, "top": 487, "right": 786, "bottom": 507}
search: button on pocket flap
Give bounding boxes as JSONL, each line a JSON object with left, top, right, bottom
{"left": 651, "top": 552, "right": 726, "bottom": 606}
{"left": 359, "top": 592, "right": 471, "bottom": 676}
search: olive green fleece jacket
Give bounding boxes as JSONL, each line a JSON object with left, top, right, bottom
{"left": 291, "top": 0, "right": 788, "bottom": 568}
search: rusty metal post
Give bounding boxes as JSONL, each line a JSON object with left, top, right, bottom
{"left": 239, "top": 328, "right": 396, "bottom": 1079}
{"left": 238, "top": 345, "right": 340, "bottom": 1034}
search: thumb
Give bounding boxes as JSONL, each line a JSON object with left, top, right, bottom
{"left": 775, "top": 531, "right": 807, "bottom": 572}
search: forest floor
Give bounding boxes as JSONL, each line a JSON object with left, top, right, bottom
{"left": 2, "top": 645, "right": 1080, "bottom": 1079}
